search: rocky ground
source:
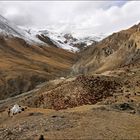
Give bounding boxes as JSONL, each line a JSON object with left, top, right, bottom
{"left": 0, "top": 105, "right": 140, "bottom": 140}
{"left": 20, "top": 75, "right": 121, "bottom": 110}
{"left": 0, "top": 66, "right": 139, "bottom": 139}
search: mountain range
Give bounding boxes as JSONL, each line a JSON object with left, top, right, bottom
{"left": 0, "top": 14, "right": 140, "bottom": 139}
{"left": 0, "top": 14, "right": 140, "bottom": 99}
{"left": 0, "top": 15, "right": 77, "bottom": 99}
{"left": 0, "top": 14, "right": 102, "bottom": 52}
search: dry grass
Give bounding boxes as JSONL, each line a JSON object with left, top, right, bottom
{"left": 73, "top": 23, "right": 140, "bottom": 75}
{"left": 0, "top": 35, "right": 77, "bottom": 99}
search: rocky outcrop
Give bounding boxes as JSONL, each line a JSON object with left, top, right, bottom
{"left": 37, "top": 34, "right": 58, "bottom": 47}
{"left": 23, "top": 75, "right": 121, "bottom": 110}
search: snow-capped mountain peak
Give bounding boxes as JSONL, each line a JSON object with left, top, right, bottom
{"left": 32, "top": 29, "right": 103, "bottom": 52}
{"left": 0, "top": 14, "right": 105, "bottom": 52}
{"left": 0, "top": 15, "right": 43, "bottom": 44}
{"left": 0, "top": 15, "right": 31, "bottom": 38}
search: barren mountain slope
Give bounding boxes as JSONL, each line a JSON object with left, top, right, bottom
{"left": 0, "top": 31, "right": 139, "bottom": 139}
{"left": 0, "top": 14, "right": 78, "bottom": 100}
{"left": 0, "top": 15, "right": 140, "bottom": 139}
{"left": 72, "top": 23, "right": 140, "bottom": 74}
{"left": 0, "top": 35, "right": 76, "bottom": 100}
{"left": 0, "top": 64, "right": 140, "bottom": 139}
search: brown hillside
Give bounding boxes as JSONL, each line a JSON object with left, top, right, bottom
{"left": 0, "top": 35, "right": 76, "bottom": 99}
{"left": 72, "top": 23, "right": 140, "bottom": 74}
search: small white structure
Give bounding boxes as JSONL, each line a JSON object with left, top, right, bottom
{"left": 60, "top": 77, "right": 65, "bottom": 80}
{"left": 10, "top": 104, "right": 22, "bottom": 115}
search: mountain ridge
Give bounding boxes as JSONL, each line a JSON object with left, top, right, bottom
{"left": 0, "top": 15, "right": 77, "bottom": 100}
{"left": 72, "top": 23, "right": 140, "bottom": 74}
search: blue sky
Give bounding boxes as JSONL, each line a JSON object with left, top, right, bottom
{"left": 0, "top": 1, "right": 139, "bottom": 37}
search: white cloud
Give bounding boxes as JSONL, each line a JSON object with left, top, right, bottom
{"left": 0, "top": 1, "right": 140, "bottom": 37}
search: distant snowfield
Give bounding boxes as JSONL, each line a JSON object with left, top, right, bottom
{"left": 27, "top": 27, "right": 107, "bottom": 52}
{"left": 0, "top": 14, "right": 107, "bottom": 52}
